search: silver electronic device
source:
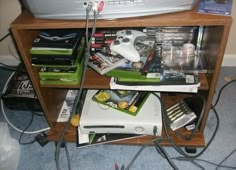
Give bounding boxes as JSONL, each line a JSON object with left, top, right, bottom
{"left": 79, "top": 90, "right": 162, "bottom": 136}
{"left": 21, "top": 0, "right": 198, "bottom": 20}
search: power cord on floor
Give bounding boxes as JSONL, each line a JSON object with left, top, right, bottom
{"left": 125, "top": 93, "right": 219, "bottom": 170}
{"left": 0, "top": 32, "right": 10, "bottom": 42}
{"left": 18, "top": 111, "right": 36, "bottom": 145}
{"left": 213, "top": 79, "right": 236, "bottom": 107}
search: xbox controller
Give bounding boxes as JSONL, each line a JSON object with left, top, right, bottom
{"left": 110, "top": 30, "right": 147, "bottom": 62}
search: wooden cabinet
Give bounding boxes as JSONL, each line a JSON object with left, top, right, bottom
{"left": 11, "top": 6, "right": 232, "bottom": 147}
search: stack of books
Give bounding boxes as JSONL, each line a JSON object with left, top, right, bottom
{"left": 30, "top": 29, "right": 85, "bottom": 85}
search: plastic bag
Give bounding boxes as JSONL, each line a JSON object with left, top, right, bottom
{"left": 0, "top": 122, "right": 20, "bottom": 170}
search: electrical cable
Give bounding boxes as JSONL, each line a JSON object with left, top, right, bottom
{"left": 8, "top": 43, "right": 21, "bottom": 62}
{"left": 126, "top": 93, "right": 235, "bottom": 170}
{"left": 153, "top": 141, "right": 179, "bottom": 170}
{"left": 55, "top": 2, "right": 104, "bottom": 170}
{"left": 216, "top": 149, "right": 236, "bottom": 170}
{"left": 0, "top": 32, "right": 10, "bottom": 42}
{"left": 64, "top": 142, "right": 72, "bottom": 170}
{"left": 125, "top": 137, "right": 169, "bottom": 170}
{"left": 213, "top": 79, "right": 236, "bottom": 107}
{"left": 173, "top": 155, "right": 236, "bottom": 169}
{"left": 18, "top": 111, "right": 36, "bottom": 145}
{"left": 1, "top": 72, "right": 50, "bottom": 134}
{"left": 0, "top": 63, "right": 19, "bottom": 71}
{"left": 170, "top": 106, "right": 236, "bottom": 170}
{"left": 152, "top": 93, "right": 220, "bottom": 159}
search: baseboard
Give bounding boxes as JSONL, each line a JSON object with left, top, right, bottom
{"left": 222, "top": 54, "right": 236, "bottom": 67}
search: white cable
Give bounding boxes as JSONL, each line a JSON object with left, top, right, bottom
{"left": 1, "top": 72, "right": 50, "bottom": 134}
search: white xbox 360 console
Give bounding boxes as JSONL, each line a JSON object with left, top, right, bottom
{"left": 21, "top": 0, "right": 198, "bottom": 20}
{"left": 79, "top": 90, "right": 162, "bottom": 136}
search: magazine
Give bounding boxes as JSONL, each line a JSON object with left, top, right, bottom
{"left": 92, "top": 90, "right": 149, "bottom": 116}
{"left": 77, "top": 128, "right": 146, "bottom": 148}
{"left": 88, "top": 52, "right": 127, "bottom": 75}
{"left": 198, "top": 0, "right": 233, "bottom": 16}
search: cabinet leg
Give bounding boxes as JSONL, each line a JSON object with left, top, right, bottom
{"left": 185, "top": 147, "right": 197, "bottom": 154}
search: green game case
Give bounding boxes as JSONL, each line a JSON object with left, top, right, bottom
{"left": 39, "top": 59, "right": 84, "bottom": 85}
{"left": 38, "top": 45, "right": 85, "bottom": 85}
{"left": 32, "top": 37, "right": 85, "bottom": 68}
{"left": 92, "top": 90, "right": 149, "bottom": 116}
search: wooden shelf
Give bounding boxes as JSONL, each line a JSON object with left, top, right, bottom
{"left": 40, "top": 69, "right": 209, "bottom": 90}
{"left": 11, "top": 7, "right": 232, "bottom": 148}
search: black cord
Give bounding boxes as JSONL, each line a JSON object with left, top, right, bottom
{"left": 152, "top": 93, "right": 220, "bottom": 159}
{"left": 216, "top": 148, "right": 236, "bottom": 170}
{"left": 153, "top": 141, "right": 179, "bottom": 170}
{"left": 125, "top": 137, "right": 169, "bottom": 170}
{"left": 0, "top": 32, "right": 10, "bottom": 42}
{"left": 0, "top": 63, "right": 18, "bottom": 71}
{"left": 174, "top": 153, "right": 236, "bottom": 169}
{"left": 213, "top": 79, "right": 236, "bottom": 107}
{"left": 18, "top": 111, "right": 36, "bottom": 145}
{"left": 34, "top": 112, "right": 45, "bottom": 116}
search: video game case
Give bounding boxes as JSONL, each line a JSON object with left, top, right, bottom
{"left": 91, "top": 43, "right": 111, "bottom": 48}
{"left": 88, "top": 52, "right": 127, "bottom": 75}
{"left": 32, "top": 29, "right": 82, "bottom": 49}
{"left": 141, "top": 45, "right": 163, "bottom": 78}
{"left": 39, "top": 58, "right": 84, "bottom": 85}
{"left": 91, "top": 38, "right": 115, "bottom": 44}
{"left": 91, "top": 30, "right": 117, "bottom": 38}
{"left": 198, "top": 0, "right": 233, "bottom": 16}
{"left": 115, "top": 73, "right": 199, "bottom": 86}
{"left": 30, "top": 47, "right": 75, "bottom": 56}
{"left": 105, "top": 39, "right": 156, "bottom": 78}
{"left": 31, "top": 57, "right": 76, "bottom": 66}
{"left": 32, "top": 37, "right": 85, "bottom": 67}
{"left": 92, "top": 90, "right": 149, "bottom": 116}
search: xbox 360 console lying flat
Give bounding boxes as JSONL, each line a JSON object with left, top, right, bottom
{"left": 21, "top": 0, "right": 198, "bottom": 20}
{"left": 80, "top": 90, "right": 162, "bottom": 135}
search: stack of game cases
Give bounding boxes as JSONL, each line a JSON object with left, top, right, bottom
{"left": 30, "top": 29, "right": 85, "bottom": 85}
{"left": 90, "top": 29, "right": 118, "bottom": 54}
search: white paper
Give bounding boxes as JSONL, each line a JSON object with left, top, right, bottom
{"left": 57, "top": 101, "right": 70, "bottom": 122}
{"left": 110, "top": 77, "right": 200, "bottom": 93}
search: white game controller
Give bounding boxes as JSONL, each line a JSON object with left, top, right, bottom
{"left": 110, "top": 30, "right": 147, "bottom": 62}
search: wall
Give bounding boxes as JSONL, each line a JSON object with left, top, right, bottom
{"left": 222, "top": 0, "right": 236, "bottom": 66}
{"left": 0, "top": 0, "right": 21, "bottom": 65}
{"left": 0, "top": 0, "right": 235, "bottom": 66}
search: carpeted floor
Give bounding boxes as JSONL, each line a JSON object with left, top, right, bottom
{"left": 0, "top": 67, "right": 236, "bottom": 170}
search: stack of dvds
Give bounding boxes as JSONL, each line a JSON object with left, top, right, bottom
{"left": 30, "top": 29, "right": 85, "bottom": 85}
{"left": 90, "top": 29, "right": 118, "bottom": 54}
